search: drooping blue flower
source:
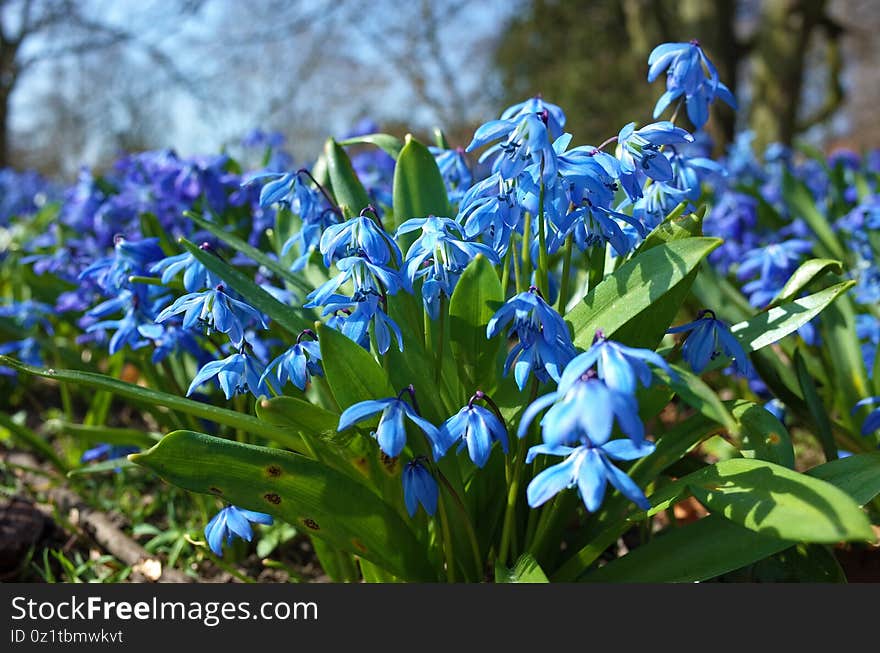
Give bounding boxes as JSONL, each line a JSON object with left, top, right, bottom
{"left": 319, "top": 212, "right": 401, "bottom": 267}
{"left": 525, "top": 439, "right": 655, "bottom": 511}
{"left": 437, "top": 397, "right": 508, "bottom": 468}
{"left": 337, "top": 392, "right": 441, "bottom": 458}
{"left": 617, "top": 122, "right": 694, "bottom": 184}
{"left": 187, "top": 350, "right": 269, "bottom": 399}
{"left": 564, "top": 331, "right": 673, "bottom": 394}
{"left": 430, "top": 146, "right": 473, "bottom": 205}
{"left": 204, "top": 505, "right": 274, "bottom": 556}
{"left": 304, "top": 256, "right": 402, "bottom": 310}
{"left": 150, "top": 248, "right": 218, "bottom": 292}
{"left": 736, "top": 240, "right": 813, "bottom": 307}
{"left": 333, "top": 293, "right": 404, "bottom": 354}
{"left": 79, "top": 235, "right": 165, "bottom": 294}
{"left": 402, "top": 458, "right": 438, "bottom": 517}
{"left": 156, "top": 285, "right": 268, "bottom": 347}
{"left": 487, "top": 287, "right": 576, "bottom": 389}
{"left": 667, "top": 309, "right": 751, "bottom": 375}
{"left": 0, "top": 337, "right": 44, "bottom": 374}
{"left": 647, "top": 40, "right": 737, "bottom": 129}
{"left": 852, "top": 397, "right": 880, "bottom": 436}
{"left": 137, "top": 323, "right": 206, "bottom": 365}
{"left": 518, "top": 370, "right": 645, "bottom": 447}
{"left": 457, "top": 173, "right": 522, "bottom": 256}
{"left": 260, "top": 330, "right": 323, "bottom": 391}
{"left": 398, "top": 216, "right": 499, "bottom": 318}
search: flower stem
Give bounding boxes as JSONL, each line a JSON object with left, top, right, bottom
{"left": 435, "top": 296, "right": 446, "bottom": 384}
{"left": 537, "top": 160, "right": 550, "bottom": 296}
{"left": 437, "top": 493, "right": 457, "bottom": 582}
{"left": 438, "top": 472, "right": 483, "bottom": 580}
{"left": 520, "top": 212, "right": 532, "bottom": 293}
{"left": 557, "top": 233, "right": 574, "bottom": 312}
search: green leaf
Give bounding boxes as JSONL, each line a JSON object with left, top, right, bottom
{"left": 782, "top": 171, "right": 845, "bottom": 260}
{"left": 130, "top": 431, "right": 435, "bottom": 581}
{"left": 0, "top": 356, "right": 304, "bottom": 450}
{"left": 182, "top": 238, "right": 311, "bottom": 335}
{"left": 337, "top": 133, "right": 403, "bottom": 159}
{"left": 769, "top": 258, "right": 842, "bottom": 307}
{"left": 655, "top": 364, "right": 738, "bottom": 435}
{"left": 495, "top": 553, "right": 549, "bottom": 583}
{"left": 324, "top": 138, "right": 371, "bottom": 216}
{"left": 633, "top": 202, "right": 699, "bottom": 253}
{"left": 316, "top": 322, "right": 395, "bottom": 410}
{"left": 67, "top": 457, "right": 137, "bottom": 476}
{"left": 806, "top": 452, "right": 880, "bottom": 506}
{"left": 730, "top": 280, "right": 854, "bottom": 353}
{"left": 686, "top": 458, "right": 874, "bottom": 543}
{"left": 255, "top": 396, "right": 339, "bottom": 437}
{"left": 730, "top": 400, "right": 795, "bottom": 469}
{"left": 794, "top": 348, "right": 838, "bottom": 461}
{"left": 729, "top": 543, "right": 846, "bottom": 583}
{"left": 583, "top": 515, "right": 791, "bottom": 582}
{"left": 448, "top": 254, "right": 504, "bottom": 391}
{"left": 185, "top": 211, "right": 314, "bottom": 297}
{"left": 392, "top": 134, "right": 450, "bottom": 230}
{"left": 566, "top": 237, "right": 721, "bottom": 348}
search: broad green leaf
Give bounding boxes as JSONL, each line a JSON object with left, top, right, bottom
{"left": 337, "top": 133, "right": 403, "bottom": 159}
{"left": 634, "top": 202, "right": 698, "bottom": 253}
{"left": 730, "top": 280, "right": 854, "bottom": 352}
{"left": 495, "top": 553, "right": 549, "bottom": 583}
{"left": 583, "top": 515, "right": 791, "bottom": 582}
{"left": 185, "top": 211, "right": 313, "bottom": 296}
{"left": 0, "top": 356, "right": 304, "bottom": 450}
{"left": 686, "top": 458, "right": 874, "bottom": 543}
{"left": 782, "top": 171, "right": 845, "bottom": 260}
{"left": 730, "top": 400, "right": 795, "bottom": 468}
{"left": 566, "top": 237, "right": 721, "bottom": 348}
{"left": 316, "top": 322, "right": 395, "bottom": 410}
{"left": 806, "top": 452, "right": 880, "bottom": 506}
{"left": 448, "top": 254, "right": 504, "bottom": 391}
{"left": 794, "top": 348, "right": 838, "bottom": 461}
{"left": 655, "top": 364, "right": 738, "bottom": 435}
{"left": 255, "top": 396, "right": 339, "bottom": 437}
{"left": 182, "top": 238, "right": 311, "bottom": 335}
{"left": 392, "top": 134, "right": 450, "bottom": 230}
{"left": 728, "top": 543, "right": 846, "bottom": 583}
{"left": 130, "top": 430, "right": 435, "bottom": 581}
{"left": 820, "top": 297, "right": 872, "bottom": 438}
{"left": 769, "top": 258, "right": 842, "bottom": 307}
{"left": 324, "top": 138, "right": 371, "bottom": 216}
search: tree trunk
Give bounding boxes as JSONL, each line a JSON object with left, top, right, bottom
{"left": 749, "top": 0, "right": 827, "bottom": 152}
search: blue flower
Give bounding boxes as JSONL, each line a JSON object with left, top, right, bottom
{"left": 518, "top": 371, "right": 645, "bottom": 447}
{"left": 150, "top": 248, "right": 218, "bottom": 292}
{"left": 852, "top": 397, "right": 880, "bottom": 436}
{"left": 736, "top": 240, "right": 813, "bottom": 307}
{"left": 0, "top": 337, "right": 44, "bottom": 373}
{"left": 457, "top": 173, "right": 522, "bottom": 256}
{"left": 525, "top": 439, "right": 655, "bottom": 511}
{"left": 402, "top": 458, "right": 438, "bottom": 517}
{"left": 647, "top": 41, "right": 737, "bottom": 129}
{"left": 398, "top": 216, "right": 499, "bottom": 318}
{"left": 156, "top": 285, "right": 268, "bottom": 347}
{"left": 668, "top": 309, "right": 751, "bottom": 375}
{"left": 260, "top": 331, "right": 323, "bottom": 391}
{"left": 204, "top": 505, "right": 274, "bottom": 556}
{"left": 187, "top": 350, "right": 269, "bottom": 399}
{"left": 430, "top": 146, "right": 472, "bottom": 204}
{"left": 337, "top": 392, "right": 441, "bottom": 458}
{"left": 332, "top": 293, "right": 404, "bottom": 354}
{"left": 79, "top": 236, "right": 165, "bottom": 294}
{"left": 564, "top": 331, "right": 673, "bottom": 394}
{"left": 81, "top": 443, "right": 139, "bottom": 464}
{"left": 617, "top": 121, "right": 694, "bottom": 184}
{"left": 304, "top": 256, "right": 402, "bottom": 309}
{"left": 487, "top": 287, "right": 576, "bottom": 389}
{"left": 437, "top": 396, "right": 508, "bottom": 467}
{"left": 319, "top": 212, "right": 401, "bottom": 267}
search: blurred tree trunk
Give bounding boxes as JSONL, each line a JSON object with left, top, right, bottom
{"left": 749, "top": 0, "right": 832, "bottom": 151}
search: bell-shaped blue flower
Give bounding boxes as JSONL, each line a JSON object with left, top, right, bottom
{"left": 402, "top": 458, "right": 438, "bottom": 517}
{"left": 205, "top": 505, "right": 274, "bottom": 556}
{"left": 150, "top": 249, "right": 218, "bottom": 292}
{"left": 187, "top": 350, "right": 269, "bottom": 399}
{"left": 156, "top": 285, "right": 268, "bottom": 347}
{"left": 667, "top": 309, "right": 751, "bottom": 375}
{"left": 563, "top": 331, "right": 672, "bottom": 395}
{"left": 437, "top": 398, "right": 508, "bottom": 468}
{"left": 526, "top": 439, "right": 655, "bottom": 511}
{"left": 617, "top": 122, "right": 694, "bottom": 183}
{"left": 337, "top": 393, "right": 440, "bottom": 458}
{"left": 260, "top": 331, "right": 323, "bottom": 391}
{"left": 319, "top": 213, "right": 401, "bottom": 268}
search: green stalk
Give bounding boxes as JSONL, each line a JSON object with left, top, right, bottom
{"left": 435, "top": 296, "right": 447, "bottom": 384}
{"left": 557, "top": 234, "right": 574, "bottom": 312}
{"left": 437, "top": 494, "right": 457, "bottom": 582}
{"left": 520, "top": 212, "right": 532, "bottom": 291}
{"left": 438, "top": 472, "right": 483, "bottom": 580}
{"left": 501, "top": 246, "right": 512, "bottom": 296}
{"left": 588, "top": 244, "right": 606, "bottom": 292}
{"left": 537, "top": 161, "right": 550, "bottom": 295}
